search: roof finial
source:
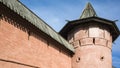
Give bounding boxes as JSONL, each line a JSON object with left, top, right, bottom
{"left": 80, "top": 2, "right": 97, "bottom": 19}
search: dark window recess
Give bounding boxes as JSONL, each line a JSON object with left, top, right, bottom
{"left": 100, "top": 56, "right": 104, "bottom": 61}
{"left": 93, "top": 38, "right": 95, "bottom": 44}
{"left": 0, "top": 14, "right": 2, "bottom": 18}
{"left": 28, "top": 31, "right": 30, "bottom": 40}
{"left": 79, "top": 41, "right": 81, "bottom": 46}
{"left": 76, "top": 57, "right": 80, "bottom": 62}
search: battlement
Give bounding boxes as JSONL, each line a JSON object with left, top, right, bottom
{"left": 68, "top": 23, "right": 112, "bottom": 49}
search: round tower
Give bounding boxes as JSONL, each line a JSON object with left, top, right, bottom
{"left": 59, "top": 3, "right": 120, "bottom": 68}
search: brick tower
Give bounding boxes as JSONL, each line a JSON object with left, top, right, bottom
{"left": 59, "top": 3, "right": 120, "bottom": 68}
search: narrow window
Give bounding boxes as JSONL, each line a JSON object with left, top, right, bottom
{"left": 76, "top": 57, "right": 80, "bottom": 62}
{"left": 100, "top": 56, "right": 104, "bottom": 61}
{"left": 93, "top": 38, "right": 95, "bottom": 44}
{"left": 28, "top": 31, "right": 30, "bottom": 40}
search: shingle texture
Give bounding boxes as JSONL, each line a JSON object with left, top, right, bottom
{"left": 80, "top": 2, "right": 97, "bottom": 19}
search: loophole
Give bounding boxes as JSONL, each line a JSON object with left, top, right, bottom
{"left": 76, "top": 57, "right": 80, "bottom": 62}
{"left": 100, "top": 56, "right": 104, "bottom": 61}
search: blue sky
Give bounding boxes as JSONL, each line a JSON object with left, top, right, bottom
{"left": 20, "top": 0, "right": 120, "bottom": 67}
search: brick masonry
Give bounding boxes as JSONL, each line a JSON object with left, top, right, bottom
{"left": 0, "top": 2, "right": 115, "bottom": 68}
{"left": 0, "top": 5, "right": 72, "bottom": 68}
{"left": 69, "top": 23, "right": 112, "bottom": 68}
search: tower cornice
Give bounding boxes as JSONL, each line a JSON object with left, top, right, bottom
{"left": 59, "top": 17, "right": 120, "bottom": 42}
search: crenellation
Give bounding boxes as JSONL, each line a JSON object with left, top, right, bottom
{"left": 74, "top": 26, "right": 88, "bottom": 41}
{"left": 95, "top": 38, "right": 107, "bottom": 46}
{"left": 80, "top": 38, "right": 93, "bottom": 46}
{"left": 73, "top": 41, "right": 80, "bottom": 49}
{"left": 107, "top": 41, "right": 112, "bottom": 49}
{"left": 104, "top": 27, "right": 111, "bottom": 41}
{"left": 98, "top": 26, "right": 105, "bottom": 38}
{"left": 68, "top": 22, "right": 113, "bottom": 49}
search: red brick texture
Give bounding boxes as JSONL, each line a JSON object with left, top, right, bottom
{"left": 0, "top": 5, "right": 72, "bottom": 68}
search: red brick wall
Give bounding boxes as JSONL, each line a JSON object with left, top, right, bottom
{"left": 0, "top": 4, "right": 72, "bottom": 68}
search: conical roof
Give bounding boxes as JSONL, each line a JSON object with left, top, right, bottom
{"left": 80, "top": 2, "right": 97, "bottom": 19}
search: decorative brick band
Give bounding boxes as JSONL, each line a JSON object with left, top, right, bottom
{"left": 72, "top": 37, "right": 112, "bottom": 49}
